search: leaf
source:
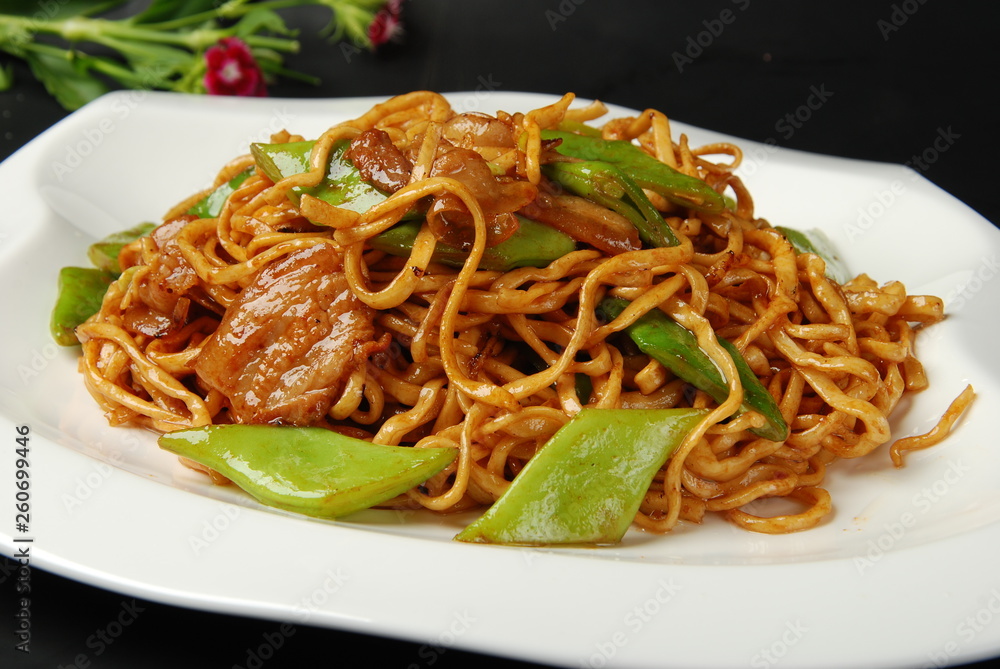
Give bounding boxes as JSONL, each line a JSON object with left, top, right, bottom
{"left": 232, "top": 8, "right": 296, "bottom": 39}
{"left": 0, "top": 0, "right": 127, "bottom": 19}
{"left": 312, "top": 0, "right": 383, "bottom": 43}
{"left": 25, "top": 50, "right": 107, "bottom": 110}
{"left": 131, "top": 0, "right": 222, "bottom": 24}
{"left": 103, "top": 37, "right": 196, "bottom": 85}
{"left": 0, "top": 62, "right": 13, "bottom": 91}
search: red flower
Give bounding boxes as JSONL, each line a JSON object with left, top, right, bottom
{"left": 368, "top": 0, "right": 405, "bottom": 48}
{"left": 204, "top": 37, "right": 267, "bottom": 97}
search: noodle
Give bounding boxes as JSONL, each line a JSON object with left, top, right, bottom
{"left": 74, "top": 91, "right": 974, "bottom": 537}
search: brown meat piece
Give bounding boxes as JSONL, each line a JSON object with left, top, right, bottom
{"left": 426, "top": 147, "right": 537, "bottom": 250}
{"left": 346, "top": 128, "right": 413, "bottom": 193}
{"left": 128, "top": 216, "right": 199, "bottom": 336}
{"left": 194, "top": 244, "right": 380, "bottom": 425}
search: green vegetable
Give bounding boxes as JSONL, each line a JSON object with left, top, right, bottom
{"left": 543, "top": 160, "right": 681, "bottom": 248}
{"left": 775, "top": 226, "right": 851, "bottom": 284}
{"left": 0, "top": 1, "right": 389, "bottom": 111}
{"left": 455, "top": 408, "right": 707, "bottom": 545}
{"left": 250, "top": 139, "right": 390, "bottom": 215}
{"left": 369, "top": 216, "right": 577, "bottom": 271}
{"left": 159, "top": 425, "right": 458, "bottom": 519}
{"left": 50, "top": 266, "right": 115, "bottom": 346}
{"left": 187, "top": 168, "right": 254, "bottom": 219}
{"left": 553, "top": 119, "right": 603, "bottom": 137}
{"left": 253, "top": 139, "right": 577, "bottom": 270}
{"left": 542, "top": 129, "right": 726, "bottom": 213}
{"left": 599, "top": 297, "right": 789, "bottom": 441}
{"left": 86, "top": 222, "right": 156, "bottom": 274}
{"left": 53, "top": 222, "right": 157, "bottom": 345}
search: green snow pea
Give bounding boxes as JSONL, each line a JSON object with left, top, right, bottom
{"left": 542, "top": 160, "right": 681, "bottom": 248}
{"left": 369, "top": 216, "right": 577, "bottom": 271}
{"left": 187, "top": 167, "right": 254, "bottom": 219}
{"left": 52, "top": 222, "right": 157, "bottom": 345}
{"left": 50, "top": 266, "right": 115, "bottom": 346}
{"left": 86, "top": 221, "right": 156, "bottom": 274}
{"left": 599, "top": 297, "right": 788, "bottom": 442}
{"left": 455, "top": 408, "right": 707, "bottom": 545}
{"left": 775, "top": 226, "right": 851, "bottom": 284}
{"left": 250, "top": 139, "right": 390, "bottom": 215}
{"left": 541, "top": 129, "right": 726, "bottom": 213}
{"left": 158, "top": 425, "right": 457, "bottom": 519}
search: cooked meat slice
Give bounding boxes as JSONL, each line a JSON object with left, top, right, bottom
{"left": 426, "top": 147, "right": 537, "bottom": 250}
{"left": 194, "top": 244, "right": 379, "bottom": 425}
{"left": 129, "top": 216, "right": 199, "bottom": 336}
{"left": 346, "top": 128, "right": 413, "bottom": 193}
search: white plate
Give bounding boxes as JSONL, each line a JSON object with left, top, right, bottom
{"left": 2, "top": 91, "right": 999, "bottom": 669}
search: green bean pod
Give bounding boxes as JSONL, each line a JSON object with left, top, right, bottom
{"left": 455, "top": 408, "right": 707, "bottom": 545}
{"left": 542, "top": 129, "right": 726, "bottom": 213}
{"left": 599, "top": 297, "right": 789, "bottom": 441}
{"left": 159, "top": 425, "right": 457, "bottom": 519}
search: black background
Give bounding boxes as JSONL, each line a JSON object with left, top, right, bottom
{"left": 2, "top": 1, "right": 998, "bottom": 667}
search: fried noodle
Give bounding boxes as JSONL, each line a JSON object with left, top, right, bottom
{"left": 75, "top": 91, "right": 975, "bottom": 534}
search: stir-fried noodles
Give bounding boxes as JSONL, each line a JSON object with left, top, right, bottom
{"left": 73, "top": 91, "right": 974, "bottom": 535}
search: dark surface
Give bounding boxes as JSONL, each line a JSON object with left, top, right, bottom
{"left": 2, "top": 1, "right": 998, "bottom": 667}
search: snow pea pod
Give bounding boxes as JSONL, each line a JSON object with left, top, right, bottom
{"left": 455, "top": 408, "right": 707, "bottom": 545}
{"left": 369, "top": 216, "right": 576, "bottom": 271}
{"left": 255, "top": 139, "right": 577, "bottom": 269}
{"left": 52, "top": 223, "right": 156, "bottom": 346}
{"left": 50, "top": 266, "right": 115, "bottom": 346}
{"left": 250, "top": 139, "right": 388, "bottom": 215}
{"left": 599, "top": 297, "right": 788, "bottom": 442}
{"left": 187, "top": 167, "right": 254, "bottom": 219}
{"left": 541, "top": 129, "right": 726, "bottom": 213}
{"left": 159, "top": 425, "right": 457, "bottom": 519}
{"left": 86, "top": 221, "right": 155, "bottom": 274}
{"left": 775, "top": 226, "right": 851, "bottom": 284}
{"left": 543, "top": 160, "right": 681, "bottom": 248}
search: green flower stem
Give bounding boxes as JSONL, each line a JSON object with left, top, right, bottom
{"left": 0, "top": 14, "right": 298, "bottom": 54}
{"left": 22, "top": 41, "right": 148, "bottom": 88}
{"left": 146, "top": 0, "right": 310, "bottom": 31}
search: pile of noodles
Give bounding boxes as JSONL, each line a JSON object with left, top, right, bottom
{"left": 75, "top": 91, "right": 974, "bottom": 535}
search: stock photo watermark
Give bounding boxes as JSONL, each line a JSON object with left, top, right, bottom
{"left": 48, "top": 62, "right": 174, "bottom": 182}
{"left": 671, "top": 0, "right": 752, "bottom": 73}
{"left": 188, "top": 502, "right": 242, "bottom": 555}
{"left": 853, "top": 458, "right": 970, "bottom": 575}
{"left": 405, "top": 609, "right": 478, "bottom": 669}
{"left": 735, "top": 83, "right": 835, "bottom": 179}
{"left": 750, "top": 620, "right": 810, "bottom": 669}
{"left": 290, "top": 567, "right": 352, "bottom": 622}
{"left": 60, "top": 432, "right": 143, "bottom": 514}
{"left": 842, "top": 125, "right": 960, "bottom": 243}
{"left": 922, "top": 587, "right": 1000, "bottom": 668}
{"left": 877, "top": 0, "right": 931, "bottom": 40}
{"left": 55, "top": 599, "right": 146, "bottom": 669}
{"left": 17, "top": 341, "right": 63, "bottom": 385}
{"left": 579, "top": 578, "right": 683, "bottom": 668}
{"left": 944, "top": 253, "right": 999, "bottom": 313}
{"left": 233, "top": 107, "right": 298, "bottom": 154}
{"left": 545, "top": 0, "right": 588, "bottom": 31}
{"left": 231, "top": 624, "right": 297, "bottom": 669}
{"left": 226, "top": 566, "right": 353, "bottom": 668}
{"left": 453, "top": 74, "right": 503, "bottom": 113}
{"left": 11, "top": 424, "right": 33, "bottom": 654}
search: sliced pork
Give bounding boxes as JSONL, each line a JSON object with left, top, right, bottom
{"left": 194, "top": 244, "right": 380, "bottom": 425}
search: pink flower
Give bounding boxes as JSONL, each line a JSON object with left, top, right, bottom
{"left": 204, "top": 37, "right": 267, "bottom": 97}
{"left": 368, "top": 0, "right": 405, "bottom": 48}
